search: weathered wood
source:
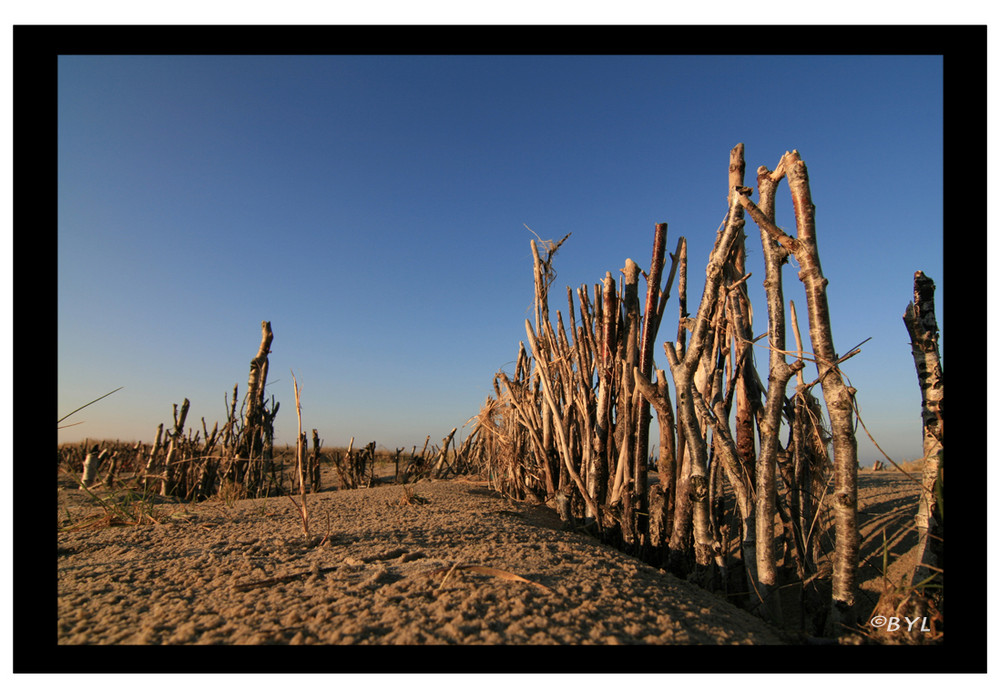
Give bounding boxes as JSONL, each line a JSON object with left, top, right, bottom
{"left": 239, "top": 321, "right": 274, "bottom": 487}
{"left": 525, "top": 318, "right": 600, "bottom": 517}
{"left": 310, "top": 429, "right": 322, "bottom": 493}
{"left": 663, "top": 189, "right": 745, "bottom": 568}
{"left": 741, "top": 151, "right": 861, "bottom": 629}
{"left": 142, "top": 423, "right": 164, "bottom": 488}
{"left": 589, "top": 272, "right": 616, "bottom": 520}
{"left": 161, "top": 398, "right": 190, "bottom": 496}
{"left": 745, "top": 158, "right": 796, "bottom": 624}
{"left": 290, "top": 371, "right": 309, "bottom": 536}
{"left": 80, "top": 446, "right": 102, "bottom": 489}
{"left": 903, "top": 271, "right": 944, "bottom": 589}
{"left": 727, "top": 145, "right": 759, "bottom": 504}
{"left": 432, "top": 428, "right": 458, "bottom": 478}
{"left": 634, "top": 223, "right": 669, "bottom": 537}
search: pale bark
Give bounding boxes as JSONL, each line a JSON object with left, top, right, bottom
{"left": 615, "top": 259, "right": 641, "bottom": 540}
{"left": 290, "top": 371, "right": 309, "bottom": 536}
{"left": 525, "top": 319, "right": 600, "bottom": 516}
{"left": 739, "top": 150, "right": 860, "bottom": 628}
{"left": 142, "top": 423, "right": 164, "bottom": 488}
{"left": 681, "top": 377, "right": 758, "bottom": 599}
{"left": 161, "top": 398, "right": 189, "bottom": 496}
{"left": 667, "top": 237, "right": 692, "bottom": 565}
{"left": 747, "top": 161, "right": 798, "bottom": 624}
{"left": 80, "top": 447, "right": 102, "bottom": 489}
{"left": 246, "top": 322, "right": 273, "bottom": 423}
{"left": 239, "top": 321, "right": 274, "bottom": 486}
{"left": 664, "top": 341, "right": 718, "bottom": 570}
{"left": 788, "top": 300, "right": 816, "bottom": 565}
{"left": 630, "top": 368, "right": 674, "bottom": 552}
{"left": 654, "top": 369, "right": 677, "bottom": 532}
{"left": 663, "top": 190, "right": 745, "bottom": 567}
{"left": 161, "top": 437, "right": 176, "bottom": 497}
{"left": 903, "top": 271, "right": 944, "bottom": 587}
{"left": 432, "top": 427, "right": 458, "bottom": 478}
{"left": 497, "top": 372, "right": 553, "bottom": 497}
{"left": 590, "top": 273, "right": 617, "bottom": 520}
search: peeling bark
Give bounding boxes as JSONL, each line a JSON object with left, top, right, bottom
{"left": 903, "top": 271, "right": 944, "bottom": 588}
{"left": 740, "top": 151, "right": 860, "bottom": 629}
{"left": 663, "top": 191, "right": 745, "bottom": 568}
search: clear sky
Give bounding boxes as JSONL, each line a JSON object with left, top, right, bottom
{"left": 57, "top": 54, "right": 943, "bottom": 465}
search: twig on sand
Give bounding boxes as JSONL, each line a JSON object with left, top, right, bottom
{"left": 426, "top": 563, "right": 557, "bottom": 595}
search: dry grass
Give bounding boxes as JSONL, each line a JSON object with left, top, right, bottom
{"left": 58, "top": 466, "right": 163, "bottom": 531}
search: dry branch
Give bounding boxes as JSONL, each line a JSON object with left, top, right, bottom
{"left": 463, "top": 145, "right": 869, "bottom": 639}
{"left": 741, "top": 151, "right": 861, "bottom": 630}
{"left": 524, "top": 318, "right": 600, "bottom": 518}
{"left": 289, "top": 371, "right": 309, "bottom": 537}
{"left": 634, "top": 222, "right": 669, "bottom": 531}
{"left": 903, "top": 271, "right": 943, "bottom": 589}
{"left": 663, "top": 188, "right": 746, "bottom": 569}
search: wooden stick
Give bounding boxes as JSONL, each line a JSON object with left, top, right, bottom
{"left": 634, "top": 223, "right": 669, "bottom": 530}
{"left": 290, "top": 370, "right": 309, "bottom": 537}
{"left": 663, "top": 189, "right": 745, "bottom": 568}
{"left": 744, "top": 151, "right": 861, "bottom": 629}
{"left": 524, "top": 319, "right": 599, "bottom": 516}
{"left": 903, "top": 271, "right": 944, "bottom": 589}
{"left": 432, "top": 428, "right": 458, "bottom": 478}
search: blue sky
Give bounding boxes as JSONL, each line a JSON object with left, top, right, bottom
{"left": 57, "top": 54, "right": 943, "bottom": 465}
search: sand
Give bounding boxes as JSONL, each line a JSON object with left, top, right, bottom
{"left": 56, "top": 468, "right": 924, "bottom": 645}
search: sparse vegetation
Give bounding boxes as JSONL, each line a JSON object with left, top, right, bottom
{"left": 58, "top": 467, "right": 162, "bottom": 531}
{"left": 57, "top": 145, "right": 942, "bottom": 646}
{"left": 57, "top": 321, "right": 465, "bottom": 507}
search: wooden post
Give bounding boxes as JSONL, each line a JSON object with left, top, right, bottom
{"left": 141, "top": 423, "right": 164, "bottom": 489}
{"left": 161, "top": 437, "right": 176, "bottom": 497}
{"left": 654, "top": 369, "right": 677, "bottom": 534}
{"left": 738, "top": 156, "right": 800, "bottom": 624}
{"left": 590, "top": 272, "right": 617, "bottom": 521}
{"left": 613, "top": 259, "right": 641, "bottom": 540}
{"left": 394, "top": 447, "right": 404, "bottom": 484}
{"left": 161, "top": 398, "right": 189, "bottom": 496}
{"left": 903, "top": 271, "right": 944, "bottom": 589}
{"left": 634, "top": 223, "right": 669, "bottom": 541}
{"left": 239, "top": 321, "right": 273, "bottom": 483}
{"left": 80, "top": 445, "right": 102, "bottom": 489}
{"left": 739, "top": 150, "right": 861, "bottom": 630}
{"left": 667, "top": 237, "right": 693, "bottom": 571}
{"left": 310, "top": 429, "right": 322, "bottom": 493}
{"left": 728, "top": 146, "right": 759, "bottom": 486}
{"left": 102, "top": 450, "right": 118, "bottom": 488}
{"left": 432, "top": 428, "right": 458, "bottom": 478}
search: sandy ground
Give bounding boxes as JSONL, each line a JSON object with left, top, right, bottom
{"left": 56, "top": 468, "right": 924, "bottom": 645}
